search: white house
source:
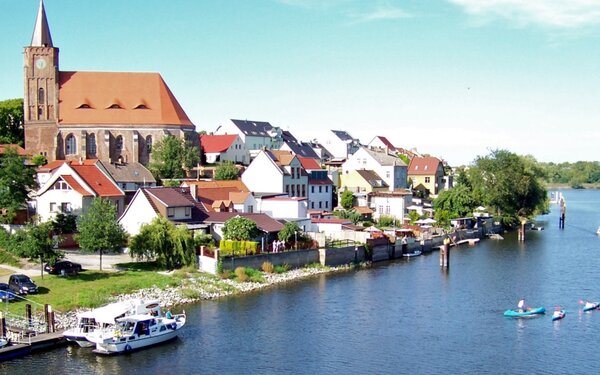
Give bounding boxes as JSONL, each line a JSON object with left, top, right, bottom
{"left": 321, "top": 130, "right": 361, "bottom": 160}
{"left": 342, "top": 146, "right": 408, "bottom": 191}
{"left": 256, "top": 195, "right": 308, "bottom": 220}
{"left": 215, "top": 119, "right": 283, "bottom": 159}
{"left": 298, "top": 156, "right": 334, "bottom": 212}
{"left": 35, "top": 160, "right": 125, "bottom": 222}
{"left": 369, "top": 191, "right": 412, "bottom": 222}
{"left": 242, "top": 150, "right": 308, "bottom": 198}
{"left": 199, "top": 134, "right": 248, "bottom": 165}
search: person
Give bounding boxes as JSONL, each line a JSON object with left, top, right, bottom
{"left": 517, "top": 299, "right": 527, "bottom": 312}
{"left": 165, "top": 308, "right": 173, "bottom": 319}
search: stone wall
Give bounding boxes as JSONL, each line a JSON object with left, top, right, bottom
{"left": 220, "top": 249, "right": 320, "bottom": 271}
{"left": 319, "top": 246, "right": 366, "bottom": 266}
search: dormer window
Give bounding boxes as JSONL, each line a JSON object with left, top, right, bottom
{"left": 134, "top": 104, "right": 149, "bottom": 109}
{"left": 108, "top": 104, "right": 122, "bottom": 109}
{"left": 77, "top": 104, "right": 92, "bottom": 109}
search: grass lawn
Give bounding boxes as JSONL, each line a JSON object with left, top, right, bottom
{"left": 2, "top": 268, "right": 188, "bottom": 316}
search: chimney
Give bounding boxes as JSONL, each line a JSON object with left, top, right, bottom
{"left": 190, "top": 184, "right": 198, "bottom": 201}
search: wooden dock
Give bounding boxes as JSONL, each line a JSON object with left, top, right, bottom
{"left": 0, "top": 331, "right": 66, "bottom": 362}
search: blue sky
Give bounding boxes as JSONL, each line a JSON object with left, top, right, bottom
{"left": 2, "top": 0, "right": 600, "bottom": 165}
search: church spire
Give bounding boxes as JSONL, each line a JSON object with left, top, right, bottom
{"left": 30, "top": 0, "right": 53, "bottom": 47}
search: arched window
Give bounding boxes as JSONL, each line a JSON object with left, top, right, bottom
{"left": 115, "top": 135, "right": 123, "bottom": 152}
{"left": 65, "top": 134, "right": 76, "bottom": 155}
{"left": 38, "top": 88, "right": 45, "bottom": 104}
{"left": 88, "top": 133, "right": 96, "bottom": 156}
{"left": 146, "top": 135, "right": 153, "bottom": 153}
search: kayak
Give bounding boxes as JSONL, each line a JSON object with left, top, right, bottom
{"left": 582, "top": 302, "right": 599, "bottom": 312}
{"left": 552, "top": 310, "right": 566, "bottom": 321}
{"left": 503, "top": 306, "right": 546, "bottom": 317}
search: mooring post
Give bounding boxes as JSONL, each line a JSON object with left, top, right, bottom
{"left": 47, "top": 305, "right": 55, "bottom": 333}
{"left": 440, "top": 237, "right": 450, "bottom": 268}
{"left": 559, "top": 198, "right": 566, "bottom": 229}
{"left": 26, "top": 303, "right": 32, "bottom": 328}
{"left": 0, "top": 311, "right": 5, "bottom": 338}
{"left": 518, "top": 219, "right": 526, "bottom": 241}
{"left": 44, "top": 304, "right": 50, "bottom": 333}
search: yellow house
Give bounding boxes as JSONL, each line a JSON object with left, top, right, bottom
{"left": 407, "top": 157, "right": 446, "bottom": 196}
{"left": 339, "top": 170, "right": 389, "bottom": 207}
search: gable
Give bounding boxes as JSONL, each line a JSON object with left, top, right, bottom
{"left": 200, "top": 134, "right": 238, "bottom": 153}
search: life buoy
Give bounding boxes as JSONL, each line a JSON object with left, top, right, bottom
{"left": 124, "top": 344, "right": 132, "bottom": 352}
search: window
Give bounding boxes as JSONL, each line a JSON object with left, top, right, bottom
{"left": 247, "top": 205, "right": 253, "bottom": 213}
{"left": 167, "top": 208, "right": 175, "bottom": 218}
{"left": 61, "top": 202, "right": 72, "bottom": 213}
{"left": 38, "top": 88, "right": 45, "bottom": 104}
{"left": 425, "top": 177, "right": 431, "bottom": 183}
{"left": 146, "top": 135, "right": 153, "bottom": 153}
{"left": 38, "top": 107, "right": 43, "bottom": 117}
{"left": 319, "top": 186, "right": 322, "bottom": 193}
{"left": 325, "top": 186, "right": 328, "bottom": 193}
{"left": 386, "top": 171, "right": 390, "bottom": 178}
{"left": 88, "top": 133, "right": 96, "bottom": 156}
{"left": 52, "top": 179, "right": 71, "bottom": 190}
{"left": 65, "top": 134, "right": 76, "bottom": 155}
{"left": 386, "top": 206, "right": 390, "bottom": 214}
{"left": 325, "top": 201, "right": 328, "bottom": 208}
{"left": 311, "top": 186, "right": 315, "bottom": 194}
{"left": 286, "top": 185, "right": 290, "bottom": 195}
{"left": 108, "top": 104, "right": 122, "bottom": 109}
{"left": 379, "top": 205, "right": 383, "bottom": 214}
{"left": 302, "top": 184, "right": 306, "bottom": 197}
{"left": 185, "top": 207, "right": 191, "bottom": 217}
{"left": 49, "top": 202, "right": 56, "bottom": 212}
{"left": 319, "top": 201, "right": 322, "bottom": 208}
{"left": 311, "top": 202, "right": 314, "bottom": 209}
{"left": 115, "top": 135, "right": 123, "bottom": 152}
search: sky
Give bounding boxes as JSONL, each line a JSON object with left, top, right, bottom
{"left": 2, "top": 0, "right": 600, "bottom": 166}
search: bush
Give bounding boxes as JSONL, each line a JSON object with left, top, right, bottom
{"left": 234, "top": 266, "right": 248, "bottom": 282}
{"left": 219, "top": 240, "right": 258, "bottom": 257}
{"left": 181, "top": 288, "right": 201, "bottom": 300}
{"left": 195, "top": 233, "right": 215, "bottom": 248}
{"left": 261, "top": 261, "right": 274, "bottom": 273}
{"left": 274, "top": 264, "right": 289, "bottom": 274}
{"left": 244, "top": 267, "right": 265, "bottom": 283}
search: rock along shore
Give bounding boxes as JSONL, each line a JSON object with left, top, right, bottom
{"left": 55, "top": 264, "right": 355, "bottom": 330}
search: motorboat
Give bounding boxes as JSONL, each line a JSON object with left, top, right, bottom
{"left": 92, "top": 312, "right": 185, "bottom": 355}
{"left": 403, "top": 250, "right": 422, "bottom": 257}
{"left": 582, "top": 301, "right": 599, "bottom": 312}
{"left": 503, "top": 306, "right": 546, "bottom": 317}
{"left": 64, "top": 299, "right": 161, "bottom": 348}
{"left": 552, "top": 310, "right": 566, "bottom": 321}
{"left": 0, "top": 337, "right": 8, "bottom": 348}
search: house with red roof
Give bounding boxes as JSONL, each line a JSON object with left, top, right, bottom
{"left": 298, "top": 156, "right": 334, "bottom": 212}
{"left": 407, "top": 156, "right": 448, "bottom": 196}
{"left": 35, "top": 160, "right": 125, "bottom": 222}
{"left": 242, "top": 150, "right": 308, "bottom": 199}
{"left": 181, "top": 180, "right": 257, "bottom": 214}
{"left": 200, "top": 134, "right": 248, "bottom": 165}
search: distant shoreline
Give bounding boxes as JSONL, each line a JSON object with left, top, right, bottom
{"left": 545, "top": 184, "right": 600, "bottom": 189}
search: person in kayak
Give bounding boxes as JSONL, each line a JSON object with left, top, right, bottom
{"left": 517, "top": 299, "right": 528, "bottom": 312}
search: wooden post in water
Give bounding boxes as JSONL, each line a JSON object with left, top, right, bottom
{"left": 440, "top": 237, "right": 450, "bottom": 268}
{"left": 47, "top": 305, "right": 55, "bottom": 333}
{"left": 26, "top": 303, "right": 32, "bottom": 328}
{"left": 44, "top": 304, "right": 50, "bottom": 333}
{"left": 518, "top": 219, "right": 526, "bottom": 241}
{"left": 0, "top": 311, "right": 5, "bottom": 338}
{"left": 559, "top": 196, "right": 566, "bottom": 229}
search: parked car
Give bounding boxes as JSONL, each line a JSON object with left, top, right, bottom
{"left": 44, "top": 260, "right": 82, "bottom": 275}
{"left": 8, "top": 274, "right": 38, "bottom": 295}
{"left": 0, "top": 283, "right": 16, "bottom": 302}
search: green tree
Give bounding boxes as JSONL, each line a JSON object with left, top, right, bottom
{"left": 52, "top": 213, "right": 78, "bottom": 234}
{"left": 75, "top": 198, "right": 128, "bottom": 270}
{"left": 433, "top": 209, "right": 452, "bottom": 229}
{"left": 467, "top": 149, "right": 548, "bottom": 227}
{"left": 214, "top": 161, "right": 240, "bottom": 180}
{"left": 278, "top": 221, "right": 301, "bottom": 243}
{"left": 129, "top": 217, "right": 196, "bottom": 269}
{"left": 222, "top": 216, "right": 260, "bottom": 241}
{"left": 0, "top": 147, "right": 37, "bottom": 223}
{"left": 149, "top": 135, "right": 200, "bottom": 180}
{"left": 0, "top": 98, "right": 24, "bottom": 145}
{"left": 408, "top": 210, "right": 421, "bottom": 225}
{"left": 433, "top": 185, "right": 476, "bottom": 218}
{"left": 340, "top": 190, "right": 354, "bottom": 210}
{"left": 21, "top": 221, "right": 63, "bottom": 278}
{"left": 31, "top": 154, "right": 47, "bottom": 167}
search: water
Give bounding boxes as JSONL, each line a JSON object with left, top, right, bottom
{"left": 2, "top": 189, "right": 600, "bottom": 374}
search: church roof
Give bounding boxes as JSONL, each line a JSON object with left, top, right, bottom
{"left": 31, "top": 0, "right": 53, "bottom": 47}
{"left": 57, "top": 71, "right": 193, "bottom": 127}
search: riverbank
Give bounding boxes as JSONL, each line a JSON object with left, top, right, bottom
{"left": 54, "top": 264, "right": 356, "bottom": 329}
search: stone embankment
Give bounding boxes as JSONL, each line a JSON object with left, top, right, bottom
{"left": 55, "top": 265, "right": 352, "bottom": 330}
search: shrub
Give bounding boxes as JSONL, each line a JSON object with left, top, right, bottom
{"left": 219, "top": 240, "right": 258, "bottom": 257}
{"left": 181, "top": 288, "right": 201, "bottom": 300}
{"left": 235, "top": 266, "right": 248, "bottom": 282}
{"left": 274, "top": 264, "right": 289, "bottom": 273}
{"left": 261, "top": 261, "right": 274, "bottom": 273}
{"left": 244, "top": 267, "right": 265, "bottom": 283}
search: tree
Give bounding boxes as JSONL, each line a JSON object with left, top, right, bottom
{"left": 278, "top": 221, "right": 301, "bottom": 243}
{"left": 149, "top": 135, "right": 200, "bottom": 180}
{"left": 0, "top": 98, "right": 24, "bottom": 145}
{"left": 433, "top": 185, "right": 476, "bottom": 218}
{"left": 340, "top": 190, "right": 354, "bottom": 210}
{"left": 21, "top": 221, "right": 63, "bottom": 278}
{"left": 31, "top": 154, "right": 47, "bottom": 167}
{"left": 0, "top": 147, "right": 37, "bottom": 223}
{"left": 52, "top": 213, "right": 78, "bottom": 234}
{"left": 75, "top": 198, "right": 128, "bottom": 270}
{"left": 222, "top": 216, "right": 260, "bottom": 241}
{"left": 214, "top": 161, "right": 239, "bottom": 180}
{"left": 129, "top": 217, "right": 195, "bottom": 269}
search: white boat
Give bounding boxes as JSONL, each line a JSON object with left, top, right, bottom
{"left": 64, "top": 299, "right": 161, "bottom": 348}
{"left": 403, "top": 250, "right": 422, "bottom": 257}
{"left": 0, "top": 337, "right": 8, "bottom": 348}
{"left": 92, "top": 312, "right": 186, "bottom": 355}
{"left": 488, "top": 233, "right": 504, "bottom": 240}
{"left": 596, "top": 227, "right": 600, "bottom": 236}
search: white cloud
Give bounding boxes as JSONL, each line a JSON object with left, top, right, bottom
{"left": 448, "top": 0, "right": 600, "bottom": 28}
{"left": 347, "top": 4, "right": 412, "bottom": 23}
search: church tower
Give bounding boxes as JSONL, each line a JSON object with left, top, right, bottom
{"left": 24, "top": 0, "right": 59, "bottom": 158}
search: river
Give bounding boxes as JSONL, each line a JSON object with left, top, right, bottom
{"left": 2, "top": 189, "right": 599, "bottom": 374}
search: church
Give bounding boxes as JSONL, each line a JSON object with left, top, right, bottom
{"left": 23, "top": 0, "right": 199, "bottom": 166}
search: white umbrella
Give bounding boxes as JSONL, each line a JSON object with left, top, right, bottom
{"left": 422, "top": 218, "right": 437, "bottom": 224}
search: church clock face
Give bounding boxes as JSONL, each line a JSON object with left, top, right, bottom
{"left": 35, "top": 57, "right": 47, "bottom": 70}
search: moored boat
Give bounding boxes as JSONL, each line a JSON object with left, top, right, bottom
{"left": 92, "top": 312, "right": 185, "bottom": 355}
{"left": 64, "top": 299, "right": 161, "bottom": 347}
{"left": 403, "top": 250, "right": 422, "bottom": 257}
{"left": 552, "top": 310, "right": 566, "bottom": 321}
{"left": 503, "top": 306, "right": 546, "bottom": 317}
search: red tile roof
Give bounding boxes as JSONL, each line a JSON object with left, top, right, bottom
{"left": 0, "top": 144, "right": 27, "bottom": 156}
{"left": 204, "top": 212, "right": 284, "bottom": 233}
{"left": 298, "top": 156, "right": 321, "bottom": 170}
{"left": 374, "top": 136, "right": 396, "bottom": 150}
{"left": 61, "top": 175, "right": 93, "bottom": 197}
{"left": 200, "top": 134, "right": 238, "bottom": 153}
{"left": 70, "top": 164, "right": 124, "bottom": 197}
{"left": 58, "top": 71, "right": 193, "bottom": 127}
{"left": 408, "top": 157, "right": 443, "bottom": 175}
